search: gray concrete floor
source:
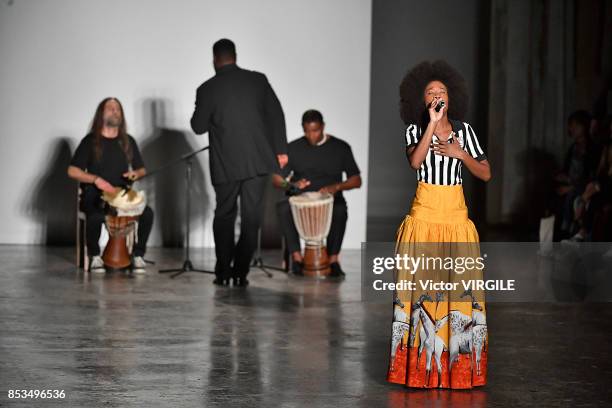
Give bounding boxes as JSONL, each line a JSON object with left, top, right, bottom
{"left": 1, "top": 245, "right": 611, "bottom": 407}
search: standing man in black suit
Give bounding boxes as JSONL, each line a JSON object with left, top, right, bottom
{"left": 191, "top": 38, "right": 288, "bottom": 287}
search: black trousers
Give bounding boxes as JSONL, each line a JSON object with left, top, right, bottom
{"left": 81, "top": 192, "right": 154, "bottom": 257}
{"left": 213, "top": 175, "right": 268, "bottom": 279}
{"left": 276, "top": 197, "right": 348, "bottom": 257}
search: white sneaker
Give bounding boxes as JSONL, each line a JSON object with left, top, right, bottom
{"left": 90, "top": 256, "right": 106, "bottom": 273}
{"left": 561, "top": 232, "right": 585, "bottom": 247}
{"left": 132, "top": 256, "right": 147, "bottom": 274}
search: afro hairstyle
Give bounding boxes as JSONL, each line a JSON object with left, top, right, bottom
{"left": 399, "top": 60, "right": 469, "bottom": 126}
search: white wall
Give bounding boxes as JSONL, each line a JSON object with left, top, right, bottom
{"left": 0, "top": 0, "right": 371, "bottom": 248}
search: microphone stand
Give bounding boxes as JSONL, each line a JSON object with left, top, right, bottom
{"left": 250, "top": 228, "right": 287, "bottom": 277}
{"left": 145, "top": 146, "right": 214, "bottom": 278}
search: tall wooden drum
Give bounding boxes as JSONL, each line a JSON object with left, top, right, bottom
{"left": 103, "top": 214, "right": 137, "bottom": 269}
{"left": 101, "top": 189, "right": 146, "bottom": 269}
{"left": 289, "top": 192, "right": 334, "bottom": 277}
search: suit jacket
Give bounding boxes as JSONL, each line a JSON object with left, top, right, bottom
{"left": 190, "top": 63, "right": 287, "bottom": 185}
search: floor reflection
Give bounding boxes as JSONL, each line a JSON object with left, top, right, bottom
{"left": 0, "top": 246, "right": 610, "bottom": 407}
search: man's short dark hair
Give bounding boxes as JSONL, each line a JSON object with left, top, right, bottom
{"left": 568, "top": 110, "right": 591, "bottom": 130}
{"left": 213, "top": 38, "right": 236, "bottom": 59}
{"left": 302, "top": 109, "right": 324, "bottom": 125}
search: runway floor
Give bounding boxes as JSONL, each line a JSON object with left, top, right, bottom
{"left": 1, "top": 245, "right": 611, "bottom": 407}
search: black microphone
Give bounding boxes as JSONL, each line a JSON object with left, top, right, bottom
{"left": 435, "top": 100, "right": 445, "bottom": 112}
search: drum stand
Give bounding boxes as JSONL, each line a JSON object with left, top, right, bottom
{"left": 158, "top": 147, "right": 214, "bottom": 279}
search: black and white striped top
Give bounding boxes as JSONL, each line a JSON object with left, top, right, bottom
{"left": 405, "top": 120, "right": 486, "bottom": 185}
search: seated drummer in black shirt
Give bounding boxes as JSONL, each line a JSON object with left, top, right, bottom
{"left": 67, "top": 97, "right": 154, "bottom": 274}
{"left": 273, "top": 110, "right": 362, "bottom": 277}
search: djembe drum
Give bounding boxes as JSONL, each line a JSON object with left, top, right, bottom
{"left": 101, "top": 188, "right": 146, "bottom": 269}
{"left": 289, "top": 192, "right": 334, "bottom": 277}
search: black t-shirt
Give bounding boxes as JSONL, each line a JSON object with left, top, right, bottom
{"left": 70, "top": 133, "right": 145, "bottom": 188}
{"left": 281, "top": 135, "right": 360, "bottom": 200}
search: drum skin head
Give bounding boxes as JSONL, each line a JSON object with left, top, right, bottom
{"left": 288, "top": 191, "right": 333, "bottom": 205}
{"left": 102, "top": 189, "right": 146, "bottom": 217}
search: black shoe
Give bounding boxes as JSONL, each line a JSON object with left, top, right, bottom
{"left": 213, "top": 277, "right": 230, "bottom": 286}
{"left": 329, "top": 262, "right": 346, "bottom": 278}
{"left": 291, "top": 261, "right": 304, "bottom": 276}
{"left": 232, "top": 277, "right": 249, "bottom": 287}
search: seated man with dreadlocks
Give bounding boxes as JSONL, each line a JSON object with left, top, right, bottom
{"left": 68, "top": 97, "right": 154, "bottom": 274}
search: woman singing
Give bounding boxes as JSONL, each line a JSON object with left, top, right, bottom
{"left": 386, "top": 61, "right": 491, "bottom": 389}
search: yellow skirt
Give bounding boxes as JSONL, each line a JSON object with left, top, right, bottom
{"left": 387, "top": 181, "right": 488, "bottom": 389}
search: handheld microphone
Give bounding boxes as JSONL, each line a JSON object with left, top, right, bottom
{"left": 435, "top": 100, "right": 445, "bottom": 112}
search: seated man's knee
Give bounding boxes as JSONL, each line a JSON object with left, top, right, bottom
{"left": 141, "top": 206, "right": 154, "bottom": 222}
{"left": 86, "top": 211, "right": 105, "bottom": 225}
{"left": 333, "top": 203, "right": 348, "bottom": 221}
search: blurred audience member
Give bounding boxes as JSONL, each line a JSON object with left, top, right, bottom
{"left": 565, "top": 116, "right": 612, "bottom": 242}
{"left": 554, "top": 110, "right": 600, "bottom": 239}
